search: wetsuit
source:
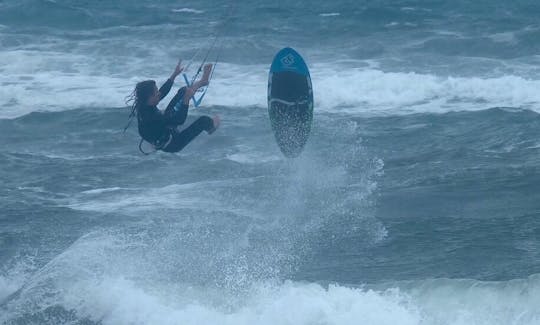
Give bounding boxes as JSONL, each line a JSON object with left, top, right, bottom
{"left": 137, "top": 79, "right": 214, "bottom": 153}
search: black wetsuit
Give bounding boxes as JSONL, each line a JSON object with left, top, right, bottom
{"left": 136, "top": 79, "right": 214, "bottom": 153}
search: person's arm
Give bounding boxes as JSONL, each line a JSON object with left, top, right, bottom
{"left": 158, "top": 79, "right": 173, "bottom": 100}
{"left": 159, "top": 60, "right": 184, "bottom": 100}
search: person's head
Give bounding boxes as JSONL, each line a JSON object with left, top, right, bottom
{"left": 135, "top": 80, "right": 160, "bottom": 107}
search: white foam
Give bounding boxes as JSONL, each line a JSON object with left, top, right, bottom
{"left": 173, "top": 63, "right": 540, "bottom": 116}
{"left": 489, "top": 32, "right": 517, "bottom": 44}
{"left": 67, "top": 179, "right": 262, "bottom": 217}
{"left": 319, "top": 13, "right": 341, "bottom": 17}
{"left": 172, "top": 8, "right": 204, "bottom": 14}
{"left": 226, "top": 152, "right": 281, "bottom": 164}
{"left": 0, "top": 275, "right": 21, "bottom": 303}
{"left": 310, "top": 66, "right": 540, "bottom": 115}
{"left": 0, "top": 50, "right": 136, "bottom": 118}
{"left": 225, "top": 145, "right": 282, "bottom": 164}
{"left": 203, "top": 63, "right": 267, "bottom": 109}
{"left": 42, "top": 276, "right": 540, "bottom": 325}
{"left": 385, "top": 22, "right": 400, "bottom": 27}
{"left": 3, "top": 48, "right": 540, "bottom": 118}
{"left": 81, "top": 187, "right": 124, "bottom": 195}
{"left": 0, "top": 256, "right": 37, "bottom": 304}
{"left": 405, "top": 276, "right": 540, "bottom": 325}
{"left": 67, "top": 183, "right": 204, "bottom": 213}
{"left": 58, "top": 279, "right": 420, "bottom": 325}
{"left": 4, "top": 227, "right": 539, "bottom": 325}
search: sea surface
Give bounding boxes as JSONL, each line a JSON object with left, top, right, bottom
{"left": 2, "top": 0, "right": 540, "bottom": 324}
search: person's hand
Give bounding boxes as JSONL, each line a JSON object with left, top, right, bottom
{"left": 171, "top": 59, "right": 184, "bottom": 79}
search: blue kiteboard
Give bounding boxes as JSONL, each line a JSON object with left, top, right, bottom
{"left": 267, "top": 47, "right": 314, "bottom": 158}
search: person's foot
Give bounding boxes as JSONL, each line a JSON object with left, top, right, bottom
{"left": 208, "top": 115, "right": 220, "bottom": 134}
{"left": 199, "top": 63, "right": 213, "bottom": 87}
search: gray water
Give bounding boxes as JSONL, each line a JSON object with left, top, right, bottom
{"left": 2, "top": 1, "right": 540, "bottom": 324}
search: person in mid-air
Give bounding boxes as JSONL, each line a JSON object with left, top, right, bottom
{"left": 130, "top": 61, "right": 220, "bottom": 153}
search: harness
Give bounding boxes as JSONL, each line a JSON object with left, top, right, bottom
{"left": 137, "top": 132, "right": 173, "bottom": 155}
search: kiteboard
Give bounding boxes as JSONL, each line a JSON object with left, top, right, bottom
{"left": 267, "top": 47, "right": 314, "bottom": 158}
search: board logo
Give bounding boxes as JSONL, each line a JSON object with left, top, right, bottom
{"left": 281, "top": 54, "right": 295, "bottom": 66}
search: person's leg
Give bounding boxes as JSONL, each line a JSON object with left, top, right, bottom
{"left": 164, "top": 87, "right": 189, "bottom": 125}
{"left": 161, "top": 116, "right": 216, "bottom": 153}
{"left": 191, "top": 63, "right": 213, "bottom": 89}
{"left": 182, "top": 64, "right": 213, "bottom": 106}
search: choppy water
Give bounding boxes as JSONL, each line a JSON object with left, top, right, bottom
{"left": 2, "top": 1, "right": 540, "bottom": 324}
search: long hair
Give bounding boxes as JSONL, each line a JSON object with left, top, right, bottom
{"left": 123, "top": 80, "right": 156, "bottom": 132}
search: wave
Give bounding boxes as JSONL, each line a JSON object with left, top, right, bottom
{"left": 62, "top": 276, "right": 540, "bottom": 325}
{"left": 2, "top": 48, "right": 540, "bottom": 119}
{"left": 1, "top": 222, "right": 537, "bottom": 324}
{"left": 3, "top": 260, "right": 540, "bottom": 325}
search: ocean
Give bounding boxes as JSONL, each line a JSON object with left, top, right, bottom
{"left": 2, "top": 0, "right": 540, "bottom": 324}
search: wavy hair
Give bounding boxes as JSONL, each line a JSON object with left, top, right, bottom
{"left": 123, "top": 80, "right": 156, "bottom": 132}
